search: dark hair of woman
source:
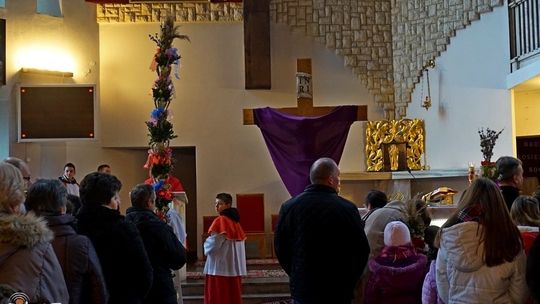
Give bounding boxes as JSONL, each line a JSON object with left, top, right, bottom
{"left": 25, "top": 179, "right": 67, "bottom": 216}
{"left": 79, "top": 172, "right": 122, "bottom": 207}
{"left": 365, "top": 190, "right": 388, "bottom": 209}
{"left": 437, "top": 177, "right": 522, "bottom": 267}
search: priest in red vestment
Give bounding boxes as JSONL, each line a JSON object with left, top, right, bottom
{"left": 203, "top": 193, "right": 247, "bottom": 304}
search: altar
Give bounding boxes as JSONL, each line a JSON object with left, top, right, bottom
{"left": 340, "top": 169, "right": 469, "bottom": 224}
{"left": 357, "top": 205, "right": 457, "bottom": 227}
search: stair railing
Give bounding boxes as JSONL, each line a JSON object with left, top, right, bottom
{"left": 509, "top": 0, "right": 540, "bottom": 71}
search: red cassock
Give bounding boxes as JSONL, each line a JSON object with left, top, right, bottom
{"left": 203, "top": 215, "right": 247, "bottom": 304}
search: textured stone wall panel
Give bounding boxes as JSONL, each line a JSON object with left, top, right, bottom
{"left": 271, "top": 0, "right": 396, "bottom": 118}
{"left": 391, "top": 0, "right": 504, "bottom": 117}
{"left": 97, "top": 0, "right": 504, "bottom": 119}
{"left": 96, "top": 2, "right": 243, "bottom": 23}
{"left": 269, "top": 0, "right": 504, "bottom": 118}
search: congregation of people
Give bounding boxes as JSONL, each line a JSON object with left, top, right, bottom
{"left": 274, "top": 156, "right": 540, "bottom": 304}
{"left": 0, "top": 159, "right": 187, "bottom": 304}
{"left": 2, "top": 154, "right": 540, "bottom": 304}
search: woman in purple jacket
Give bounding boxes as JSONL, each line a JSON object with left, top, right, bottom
{"left": 365, "top": 221, "right": 427, "bottom": 304}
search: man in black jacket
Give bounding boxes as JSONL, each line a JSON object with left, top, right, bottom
{"left": 126, "top": 183, "right": 186, "bottom": 304}
{"left": 275, "top": 157, "right": 370, "bottom": 304}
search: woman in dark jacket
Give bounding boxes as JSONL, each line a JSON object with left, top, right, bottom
{"left": 25, "top": 179, "right": 108, "bottom": 304}
{"left": 77, "top": 172, "right": 153, "bottom": 304}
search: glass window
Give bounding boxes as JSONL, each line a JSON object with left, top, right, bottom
{"left": 37, "top": 0, "right": 62, "bottom": 17}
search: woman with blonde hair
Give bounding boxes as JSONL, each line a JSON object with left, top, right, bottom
{"left": 511, "top": 196, "right": 540, "bottom": 255}
{"left": 0, "top": 162, "right": 68, "bottom": 303}
{"left": 436, "top": 177, "right": 527, "bottom": 304}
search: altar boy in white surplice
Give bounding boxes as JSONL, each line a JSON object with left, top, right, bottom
{"left": 203, "top": 193, "right": 247, "bottom": 304}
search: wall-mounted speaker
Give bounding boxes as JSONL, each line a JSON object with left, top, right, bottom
{"left": 17, "top": 84, "right": 96, "bottom": 142}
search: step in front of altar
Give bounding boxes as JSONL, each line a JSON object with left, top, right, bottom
{"left": 183, "top": 259, "right": 290, "bottom": 304}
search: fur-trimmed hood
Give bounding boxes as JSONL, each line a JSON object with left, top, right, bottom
{"left": 0, "top": 212, "right": 53, "bottom": 248}
{"left": 0, "top": 213, "right": 70, "bottom": 304}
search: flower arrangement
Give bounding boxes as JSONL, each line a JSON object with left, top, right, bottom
{"left": 144, "top": 16, "right": 189, "bottom": 216}
{"left": 478, "top": 127, "right": 504, "bottom": 163}
{"left": 478, "top": 127, "right": 503, "bottom": 179}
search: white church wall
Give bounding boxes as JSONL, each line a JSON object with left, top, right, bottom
{"left": 407, "top": 5, "right": 513, "bottom": 171}
{"left": 0, "top": 0, "right": 149, "bottom": 213}
{"left": 99, "top": 21, "right": 381, "bottom": 249}
{"left": 0, "top": 0, "right": 103, "bottom": 177}
{"left": 4, "top": 0, "right": 515, "bottom": 257}
{"left": 0, "top": 0, "right": 382, "bottom": 256}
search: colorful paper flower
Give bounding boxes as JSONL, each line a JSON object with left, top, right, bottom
{"left": 144, "top": 16, "right": 189, "bottom": 216}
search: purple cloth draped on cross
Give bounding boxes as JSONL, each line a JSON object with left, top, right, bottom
{"left": 254, "top": 105, "right": 359, "bottom": 197}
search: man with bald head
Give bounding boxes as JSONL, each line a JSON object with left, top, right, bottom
{"left": 275, "top": 157, "right": 370, "bottom": 304}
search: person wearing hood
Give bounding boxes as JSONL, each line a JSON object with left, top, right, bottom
{"left": 0, "top": 162, "right": 69, "bottom": 304}
{"left": 365, "top": 221, "right": 427, "bottom": 304}
{"left": 126, "top": 183, "right": 186, "bottom": 304}
{"left": 203, "top": 192, "right": 247, "bottom": 304}
{"left": 25, "top": 178, "right": 108, "bottom": 304}
{"left": 436, "top": 177, "right": 527, "bottom": 304}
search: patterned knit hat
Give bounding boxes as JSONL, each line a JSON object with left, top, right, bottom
{"left": 384, "top": 221, "right": 412, "bottom": 247}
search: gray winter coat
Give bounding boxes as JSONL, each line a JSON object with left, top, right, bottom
{"left": 0, "top": 212, "right": 69, "bottom": 303}
{"left": 364, "top": 201, "right": 406, "bottom": 259}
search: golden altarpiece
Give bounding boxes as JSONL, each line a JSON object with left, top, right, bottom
{"left": 339, "top": 119, "right": 466, "bottom": 225}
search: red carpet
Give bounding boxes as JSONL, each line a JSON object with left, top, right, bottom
{"left": 194, "top": 258, "right": 279, "bottom": 267}
{"left": 187, "top": 269, "right": 287, "bottom": 280}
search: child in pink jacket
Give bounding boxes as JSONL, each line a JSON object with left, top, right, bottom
{"left": 365, "top": 221, "right": 427, "bottom": 304}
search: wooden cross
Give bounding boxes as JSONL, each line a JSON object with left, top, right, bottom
{"left": 243, "top": 58, "right": 368, "bottom": 124}
{"left": 244, "top": 0, "right": 271, "bottom": 89}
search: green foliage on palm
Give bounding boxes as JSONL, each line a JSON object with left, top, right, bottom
{"left": 146, "top": 119, "right": 177, "bottom": 146}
